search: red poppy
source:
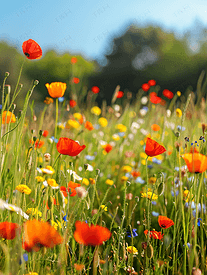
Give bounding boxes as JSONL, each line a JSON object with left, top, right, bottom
{"left": 104, "top": 144, "right": 113, "bottom": 153}
{"left": 23, "top": 219, "right": 63, "bottom": 252}
{"left": 69, "top": 100, "right": 77, "bottom": 108}
{"left": 67, "top": 181, "right": 81, "bottom": 197}
{"left": 22, "top": 39, "right": 42, "bottom": 60}
{"left": 148, "top": 79, "right": 156, "bottom": 86}
{"left": 160, "top": 99, "right": 166, "bottom": 106}
{"left": 0, "top": 222, "right": 20, "bottom": 240}
{"left": 181, "top": 151, "right": 207, "bottom": 173}
{"left": 60, "top": 186, "right": 68, "bottom": 197}
{"left": 85, "top": 121, "right": 94, "bottom": 131}
{"left": 73, "top": 77, "right": 80, "bottom": 84}
{"left": 162, "top": 89, "right": 174, "bottom": 99}
{"left": 131, "top": 170, "right": 141, "bottom": 178}
{"left": 145, "top": 137, "right": 166, "bottom": 157}
{"left": 149, "top": 92, "right": 162, "bottom": 104}
{"left": 57, "top": 138, "right": 86, "bottom": 156}
{"left": 71, "top": 57, "right": 77, "bottom": 64}
{"left": 158, "top": 216, "right": 174, "bottom": 229}
{"left": 42, "top": 130, "right": 49, "bottom": 137}
{"left": 74, "top": 221, "right": 111, "bottom": 246}
{"left": 91, "top": 86, "right": 100, "bottom": 94}
{"left": 117, "top": 91, "right": 124, "bottom": 98}
{"left": 144, "top": 230, "right": 163, "bottom": 240}
{"left": 141, "top": 83, "right": 150, "bottom": 92}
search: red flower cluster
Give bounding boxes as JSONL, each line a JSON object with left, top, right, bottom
{"left": 73, "top": 77, "right": 80, "bottom": 84}
{"left": 74, "top": 221, "right": 111, "bottom": 246}
{"left": 149, "top": 92, "right": 162, "bottom": 104}
{"left": 163, "top": 89, "right": 174, "bottom": 99}
{"left": 144, "top": 229, "right": 163, "bottom": 240}
{"left": 91, "top": 86, "right": 100, "bottom": 94}
{"left": 104, "top": 144, "right": 113, "bottom": 153}
{"left": 0, "top": 222, "right": 20, "bottom": 240}
{"left": 142, "top": 83, "right": 150, "bottom": 92}
{"left": 117, "top": 91, "right": 124, "bottom": 98}
{"left": 60, "top": 181, "right": 81, "bottom": 197}
{"left": 69, "top": 100, "right": 77, "bottom": 108}
{"left": 148, "top": 79, "right": 156, "bottom": 86}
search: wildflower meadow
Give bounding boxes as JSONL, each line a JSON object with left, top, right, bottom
{"left": 0, "top": 38, "right": 207, "bottom": 275}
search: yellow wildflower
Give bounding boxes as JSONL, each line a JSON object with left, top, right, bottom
{"left": 122, "top": 166, "right": 132, "bottom": 173}
{"left": 112, "top": 134, "right": 120, "bottom": 141}
{"left": 35, "top": 176, "right": 44, "bottom": 183}
{"left": 101, "top": 205, "right": 107, "bottom": 211}
{"left": 129, "top": 111, "right": 136, "bottom": 118}
{"left": 177, "top": 91, "right": 181, "bottom": 96}
{"left": 140, "top": 140, "right": 144, "bottom": 146}
{"left": 176, "top": 108, "right": 182, "bottom": 118}
{"left": 89, "top": 178, "right": 96, "bottom": 185}
{"left": 74, "top": 112, "right": 82, "bottom": 120}
{"left": 149, "top": 177, "right": 157, "bottom": 184}
{"left": 127, "top": 246, "right": 138, "bottom": 255}
{"left": 116, "top": 124, "right": 127, "bottom": 132}
{"left": 91, "top": 106, "right": 101, "bottom": 116}
{"left": 26, "top": 208, "right": 42, "bottom": 217}
{"left": 98, "top": 117, "right": 108, "bottom": 127}
{"left": 57, "top": 123, "right": 65, "bottom": 129}
{"left": 121, "top": 176, "right": 128, "bottom": 182}
{"left": 141, "top": 192, "right": 158, "bottom": 200}
{"left": 44, "top": 97, "right": 54, "bottom": 104}
{"left": 41, "top": 166, "right": 55, "bottom": 175}
{"left": 47, "top": 179, "right": 59, "bottom": 188}
{"left": 82, "top": 178, "right": 89, "bottom": 186}
{"left": 16, "top": 185, "right": 31, "bottom": 195}
{"left": 105, "top": 179, "right": 114, "bottom": 186}
{"left": 50, "top": 220, "right": 62, "bottom": 230}
{"left": 25, "top": 272, "right": 39, "bottom": 275}
{"left": 66, "top": 119, "right": 80, "bottom": 129}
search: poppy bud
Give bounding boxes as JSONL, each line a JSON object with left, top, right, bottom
{"left": 34, "top": 80, "right": 39, "bottom": 86}
{"left": 5, "top": 72, "right": 10, "bottom": 77}
{"left": 33, "top": 136, "right": 37, "bottom": 142}
{"left": 39, "top": 130, "right": 43, "bottom": 137}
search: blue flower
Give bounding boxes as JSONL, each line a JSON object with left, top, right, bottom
{"left": 118, "top": 132, "right": 125, "bottom": 137}
{"left": 177, "top": 125, "right": 185, "bottom": 131}
{"left": 126, "top": 228, "right": 138, "bottom": 238}
{"left": 151, "top": 201, "right": 157, "bottom": 205}
{"left": 135, "top": 177, "right": 145, "bottom": 184}
{"left": 197, "top": 218, "right": 202, "bottom": 227}
{"left": 142, "top": 106, "right": 148, "bottom": 111}
{"left": 58, "top": 97, "right": 65, "bottom": 102}
{"left": 171, "top": 190, "right": 179, "bottom": 197}
{"left": 152, "top": 158, "right": 162, "bottom": 164}
{"left": 51, "top": 136, "right": 58, "bottom": 143}
{"left": 23, "top": 253, "right": 28, "bottom": 261}
{"left": 152, "top": 211, "right": 159, "bottom": 217}
{"left": 147, "top": 165, "right": 153, "bottom": 169}
{"left": 85, "top": 155, "right": 95, "bottom": 161}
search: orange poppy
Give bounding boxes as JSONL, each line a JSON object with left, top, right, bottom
{"left": 73, "top": 77, "right": 80, "bottom": 84}
{"left": 22, "top": 39, "right": 42, "bottom": 60}
{"left": 145, "top": 138, "right": 166, "bottom": 157}
{"left": 42, "top": 130, "right": 49, "bottom": 137}
{"left": 60, "top": 186, "right": 68, "bottom": 197}
{"left": 142, "top": 83, "right": 150, "bottom": 92}
{"left": 85, "top": 121, "right": 94, "bottom": 131}
{"left": 151, "top": 124, "right": 160, "bottom": 131}
{"left": 104, "top": 144, "right": 113, "bottom": 153}
{"left": 23, "top": 219, "right": 63, "bottom": 252}
{"left": 71, "top": 57, "right": 77, "bottom": 64}
{"left": 181, "top": 151, "right": 207, "bottom": 173}
{"left": 56, "top": 137, "right": 86, "bottom": 156}
{"left": 69, "top": 100, "right": 77, "bottom": 108}
{"left": 131, "top": 171, "right": 141, "bottom": 178}
{"left": 74, "top": 263, "right": 85, "bottom": 271}
{"left": 74, "top": 221, "right": 111, "bottom": 246}
{"left": 0, "top": 222, "right": 20, "bottom": 240}
{"left": 144, "top": 230, "right": 163, "bottom": 240}
{"left": 45, "top": 82, "right": 66, "bottom": 98}
{"left": 158, "top": 216, "right": 174, "bottom": 229}
{"left": 91, "top": 86, "right": 100, "bottom": 94}
{"left": 2, "top": 111, "right": 16, "bottom": 124}
{"left": 67, "top": 181, "right": 81, "bottom": 197}
{"left": 29, "top": 139, "right": 44, "bottom": 148}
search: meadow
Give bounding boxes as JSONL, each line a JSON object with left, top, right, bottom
{"left": 0, "top": 39, "right": 206, "bottom": 275}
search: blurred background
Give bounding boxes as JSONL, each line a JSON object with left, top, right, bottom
{"left": 1, "top": 0, "right": 207, "bottom": 110}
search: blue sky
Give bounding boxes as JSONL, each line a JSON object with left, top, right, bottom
{"left": 1, "top": 0, "right": 207, "bottom": 61}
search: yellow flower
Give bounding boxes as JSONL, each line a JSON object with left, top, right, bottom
{"left": 89, "top": 178, "right": 96, "bottom": 185}
{"left": 141, "top": 160, "right": 146, "bottom": 165}
{"left": 141, "top": 192, "right": 158, "bottom": 200}
{"left": 82, "top": 178, "right": 89, "bottom": 186}
{"left": 140, "top": 152, "right": 147, "bottom": 159}
{"left": 57, "top": 123, "right": 65, "bottom": 129}
{"left": 149, "top": 177, "right": 157, "bottom": 184}
{"left": 116, "top": 124, "right": 127, "bottom": 132}
{"left": 47, "top": 179, "right": 59, "bottom": 188}
{"left": 44, "top": 97, "right": 54, "bottom": 104}
{"left": 127, "top": 246, "right": 138, "bottom": 255}
{"left": 26, "top": 208, "right": 42, "bottom": 217}
{"left": 121, "top": 176, "right": 128, "bottom": 182}
{"left": 50, "top": 220, "right": 62, "bottom": 230}
{"left": 38, "top": 157, "right": 43, "bottom": 163}
{"left": 121, "top": 166, "right": 132, "bottom": 173}
{"left": 129, "top": 111, "right": 136, "bottom": 118}
{"left": 45, "top": 82, "right": 66, "bottom": 98}
{"left": 91, "top": 106, "right": 101, "bottom": 116}
{"left": 16, "top": 185, "right": 31, "bottom": 195}
{"left": 74, "top": 113, "right": 82, "bottom": 120}
{"left": 25, "top": 272, "right": 38, "bottom": 275}
{"left": 101, "top": 205, "right": 107, "bottom": 211}
{"left": 112, "top": 134, "right": 120, "bottom": 141}
{"left": 41, "top": 166, "right": 55, "bottom": 175}
{"left": 177, "top": 91, "right": 181, "bottom": 97}
{"left": 176, "top": 108, "right": 182, "bottom": 118}
{"left": 98, "top": 117, "right": 108, "bottom": 127}
{"left": 66, "top": 119, "right": 80, "bottom": 129}
{"left": 35, "top": 176, "right": 44, "bottom": 183}
{"left": 183, "top": 190, "right": 191, "bottom": 202}
{"left": 140, "top": 140, "right": 144, "bottom": 146}
{"left": 105, "top": 179, "right": 114, "bottom": 186}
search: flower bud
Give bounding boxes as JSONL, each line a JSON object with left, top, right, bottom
{"left": 5, "top": 72, "right": 10, "bottom": 77}
{"left": 34, "top": 80, "right": 39, "bottom": 86}
{"left": 44, "top": 153, "right": 51, "bottom": 162}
